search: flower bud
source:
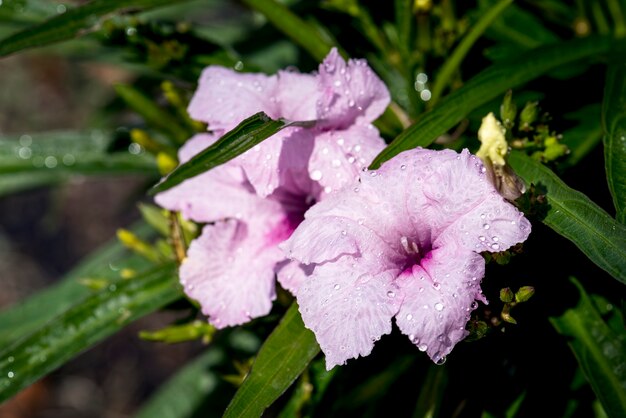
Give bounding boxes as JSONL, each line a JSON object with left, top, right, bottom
{"left": 500, "top": 287, "right": 514, "bottom": 303}
{"left": 515, "top": 286, "right": 535, "bottom": 303}
{"left": 500, "top": 90, "right": 517, "bottom": 129}
{"left": 520, "top": 101, "right": 539, "bottom": 129}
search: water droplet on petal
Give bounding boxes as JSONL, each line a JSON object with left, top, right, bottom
{"left": 334, "top": 284, "right": 341, "bottom": 290}
{"left": 400, "top": 164, "right": 406, "bottom": 170}
{"left": 310, "top": 170, "right": 323, "bottom": 181}
{"left": 433, "top": 282, "right": 441, "bottom": 290}
{"left": 434, "top": 303, "right": 444, "bottom": 311}
{"left": 418, "top": 343, "right": 428, "bottom": 352}
{"left": 406, "top": 313, "right": 413, "bottom": 320}
{"left": 387, "top": 290, "right": 395, "bottom": 298}
{"left": 483, "top": 224, "right": 490, "bottom": 230}
{"left": 491, "top": 243, "right": 500, "bottom": 250}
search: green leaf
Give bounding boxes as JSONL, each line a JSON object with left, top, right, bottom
{"left": 151, "top": 112, "right": 308, "bottom": 194}
{"left": 550, "top": 277, "right": 626, "bottom": 418}
{"left": 135, "top": 348, "right": 225, "bottom": 418}
{"left": 0, "top": 131, "right": 156, "bottom": 196}
{"left": 508, "top": 151, "right": 626, "bottom": 283}
{"left": 371, "top": 36, "right": 614, "bottom": 168}
{"left": 223, "top": 303, "right": 320, "bottom": 418}
{"left": 562, "top": 104, "right": 603, "bottom": 167}
{"left": 430, "top": 0, "right": 513, "bottom": 105}
{"left": 241, "top": 0, "right": 334, "bottom": 62}
{"left": 0, "top": 222, "right": 154, "bottom": 346}
{"left": 602, "top": 62, "right": 626, "bottom": 223}
{"left": 0, "top": 264, "right": 181, "bottom": 402}
{"left": 0, "top": 0, "right": 193, "bottom": 58}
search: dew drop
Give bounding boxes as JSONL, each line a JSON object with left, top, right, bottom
{"left": 434, "top": 354, "right": 447, "bottom": 365}
{"left": 334, "top": 284, "right": 341, "bottom": 290}
{"left": 406, "top": 313, "right": 413, "bottom": 320}
{"left": 491, "top": 243, "right": 500, "bottom": 250}
{"left": 418, "top": 343, "right": 428, "bottom": 352}
{"left": 348, "top": 99, "right": 356, "bottom": 107}
{"left": 310, "top": 170, "right": 323, "bottom": 181}
{"left": 7, "top": 371, "right": 14, "bottom": 378}
{"left": 483, "top": 224, "right": 490, "bottom": 230}
{"left": 479, "top": 236, "right": 486, "bottom": 242}
{"left": 387, "top": 290, "right": 395, "bottom": 298}
{"left": 400, "top": 164, "right": 407, "bottom": 170}
{"left": 492, "top": 236, "right": 499, "bottom": 242}
{"left": 434, "top": 303, "right": 444, "bottom": 311}
{"left": 433, "top": 282, "right": 441, "bottom": 290}
{"left": 341, "top": 230, "right": 347, "bottom": 236}
{"left": 480, "top": 213, "right": 486, "bottom": 219}
{"left": 331, "top": 159, "right": 341, "bottom": 168}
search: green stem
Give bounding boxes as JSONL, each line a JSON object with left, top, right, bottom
{"left": 430, "top": 0, "right": 514, "bottom": 106}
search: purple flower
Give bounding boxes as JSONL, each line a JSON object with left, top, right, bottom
{"left": 155, "top": 49, "right": 390, "bottom": 328}
{"left": 282, "top": 148, "right": 531, "bottom": 369}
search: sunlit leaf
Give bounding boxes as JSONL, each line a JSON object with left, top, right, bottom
{"left": 0, "top": 264, "right": 181, "bottom": 402}
{"left": 509, "top": 151, "right": 626, "bottom": 284}
{"left": 223, "top": 303, "right": 320, "bottom": 418}
{"left": 371, "top": 36, "right": 614, "bottom": 168}
{"left": 550, "top": 277, "right": 626, "bottom": 418}
{"left": 602, "top": 62, "right": 626, "bottom": 223}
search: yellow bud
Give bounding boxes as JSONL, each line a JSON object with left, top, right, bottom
{"left": 477, "top": 112, "right": 508, "bottom": 167}
{"left": 157, "top": 152, "right": 178, "bottom": 175}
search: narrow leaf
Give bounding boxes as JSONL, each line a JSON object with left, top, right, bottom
{"left": 0, "top": 223, "right": 154, "bottom": 346}
{"left": 135, "top": 348, "right": 224, "bottom": 418}
{"left": 550, "top": 277, "right": 626, "bottom": 418}
{"left": 371, "top": 36, "right": 614, "bottom": 168}
{"left": 241, "top": 0, "right": 334, "bottom": 62}
{"left": 223, "top": 303, "right": 320, "bottom": 418}
{"left": 151, "top": 112, "right": 304, "bottom": 194}
{"left": 602, "top": 62, "right": 626, "bottom": 223}
{"left": 0, "top": 264, "right": 181, "bottom": 402}
{"left": 508, "top": 151, "right": 626, "bottom": 283}
{"left": 430, "top": 0, "right": 513, "bottom": 105}
{"left": 0, "top": 131, "right": 156, "bottom": 197}
{"left": 0, "top": 0, "right": 191, "bottom": 58}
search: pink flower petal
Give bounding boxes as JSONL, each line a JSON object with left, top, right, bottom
{"left": 297, "top": 257, "right": 402, "bottom": 370}
{"left": 276, "top": 70, "right": 320, "bottom": 121}
{"left": 275, "top": 259, "right": 313, "bottom": 296}
{"left": 188, "top": 66, "right": 279, "bottom": 130}
{"left": 181, "top": 208, "right": 292, "bottom": 328}
{"left": 308, "top": 124, "right": 385, "bottom": 195}
{"left": 394, "top": 245, "right": 486, "bottom": 363}
{"left": 317, "top": 48, "right": 390, "bottom": 129}
{"left": 284, "top": 147, "right": 532, "bottom": 366}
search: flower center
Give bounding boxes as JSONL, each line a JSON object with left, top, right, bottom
{"left": 398, "top": 235, "right": 431, "bottom": 274}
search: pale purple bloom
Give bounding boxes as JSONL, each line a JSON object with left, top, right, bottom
{"left": 282, "top": 148, "right": 531, "bottom": 369}
{"left": 155, "top": 49, "right": 390, "bottom": 328}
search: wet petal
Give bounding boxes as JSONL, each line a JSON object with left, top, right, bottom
{"left": 394, "top": 246, "right": 485, "bottom": 363}
{"left": 297, "top": 257, "right": 402, "bottom": 370}
{"left": 188, "top": 66, "right": 279, "bottom": 130}
{"left": 308, "top": 124, "right": 385, "bottom": 195}
{"left": 180, "top": 210, "right": 289, "bottom": 328}
{"left": 317, "top": 48, "right": 390, "bottom": 129}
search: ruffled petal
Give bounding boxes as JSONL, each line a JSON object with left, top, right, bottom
{"left": 180, "top": 203, "right": 291, "bottom": 327}
{"left": 394, "top": 245, "right": 486, "bottom": 363}
{"left": 238, "top": 128, "right": 315, "bottom": 197}
{"left": 155, "top": 134, "right": 259, "bottom": 223}
{"left": 275, "top": 259, "right": 313, "bottom": 296}
{"left": 317, "top": 48, "right": 390, "bottom": 129}
{"left": 188, "top": 66, "right": 279, "bottom": 130}
{"left": 275, "top": 70, "right": 320, "bottom": 121}
{"left": 308, "top": 124, "right": 385, "bottom": 195}
{"left": 297, "top": 257, "right": 402, "bottom": 370}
